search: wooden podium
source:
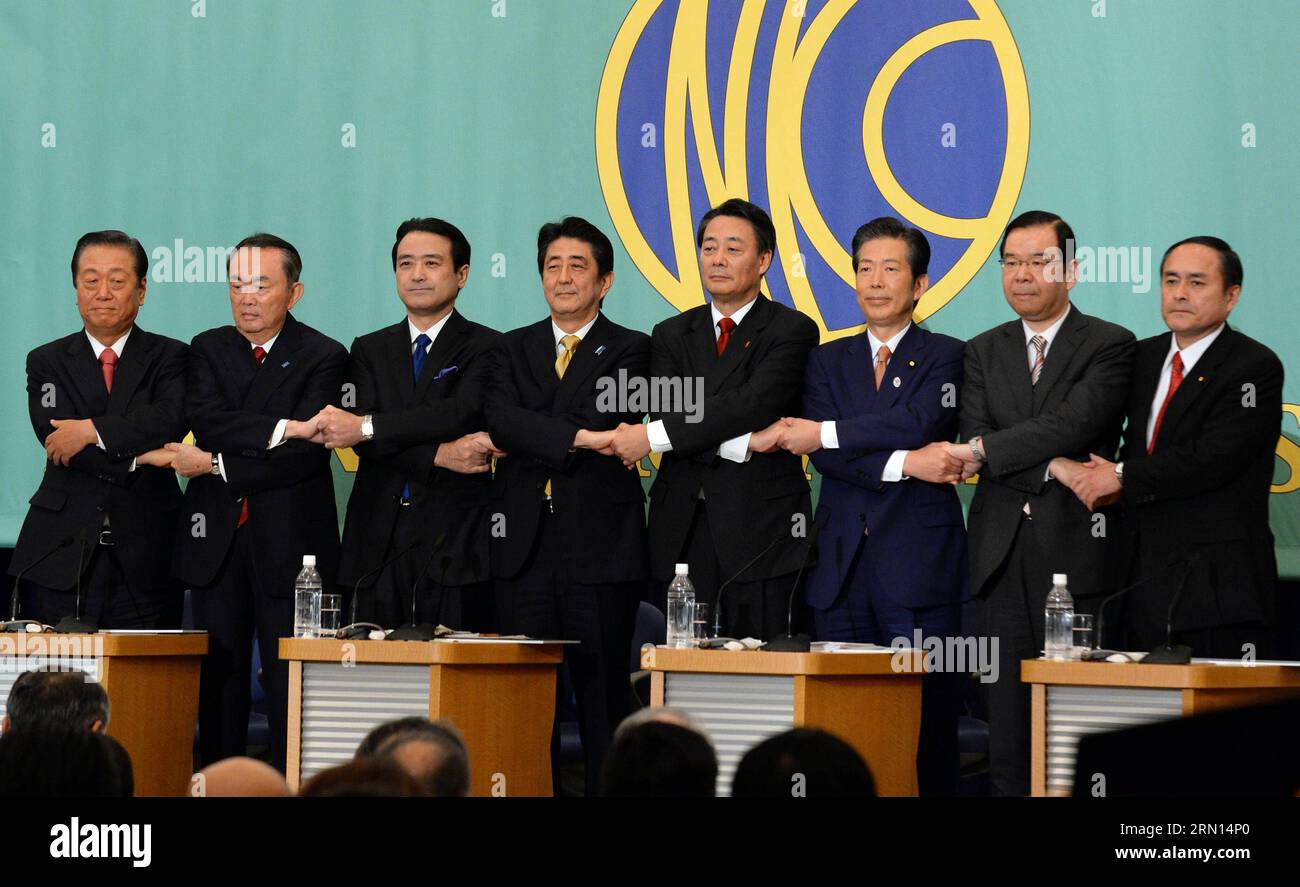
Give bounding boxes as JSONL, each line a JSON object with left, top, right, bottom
{"left": 280, "top": 638, "right": 564, "bottom": 796}
{"left": 0, "top": 631, "right": 207, "bottom": 797}
{"left": 642, "top": 646, "right": 927, "bottom": 796}
{"left": 1023, "top": 657, "right": 1300, "bottom": 796}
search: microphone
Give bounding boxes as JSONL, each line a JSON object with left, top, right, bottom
{"left": 712, "top": 527, "right": 800, "bottom": 639}
{"left": 388, "top": 531, "right": 449, "bottom": 642}
{"left": 2, "top": 534, "right": 75, "bottom": 633}
{"left": 337, "top": 540, "right": 423, "bottom": 641}
{"left": 1083, "top": 551, "right": 1198, "bottom": 661}
{"left": 763, "top": 515, "right": 824, "bottom": 653}
{"left": 53, "top": 529, "right": 97, "bottom": 634}
{"left": 1143, "top": 555, "right": 1201, "bottom": 665}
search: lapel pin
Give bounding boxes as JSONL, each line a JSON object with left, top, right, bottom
{"left": 281, "top": 361, "right": 290, "bottom": 368}
{"left": 595, "top": 345, "right": 606, "bottom": 356}
{"left": 907, "top": 360, "right": 916, "bottom": 367}
{"left": 892, "top": 376, "right": 901, "bottom": 388}
{"left": 744, "top": 340, "right": 752, "bottom": 349}
{"left": 1197, "top": 376, "right": 1204, "bottom": 382}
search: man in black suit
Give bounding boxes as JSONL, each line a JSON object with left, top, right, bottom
{"left": 10, "top": 230, "right": 187, "bottom": 630}
{"left": 485, "top": 217, "right": 650, "bottom": 795}
{"left": 313, "top": 218, "right": 501, "bottom": 632}
{"left": 955, "top": 210, "right": 1135, "bottom": 796}
{"left": 1069, "top": 237, "right": 1282, "bottom": 659}
{"left": 610, "top": 199, "right": 819, "bottom": 640}
{"left": 166, "top": 233, "right": 347, "bottom": 771}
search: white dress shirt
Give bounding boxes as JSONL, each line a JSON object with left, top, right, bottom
{"left": 1145, "top": 324, "right": 1224, "bottom": 449}
{"left": 819, "top": 323, "right": 912, "bottom": 482}
{"left": 646, "top": 298, "right": 757, "bottom": 463}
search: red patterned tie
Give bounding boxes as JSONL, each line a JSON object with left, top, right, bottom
{"left": 1148, "top": 352, "right": 1183, "bottom": 454}
{"left": 716, "top": 317, "right": 736, "bottom": 356}
{"left": 100, "top": 348, "right": 117, "bottom": 393}
{"left": 236, "top": 345, "right": 268, "bottom": 528}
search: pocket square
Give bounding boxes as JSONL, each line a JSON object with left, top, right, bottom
{"left": 433, "top": 365, "right": 459, "bottom": 380}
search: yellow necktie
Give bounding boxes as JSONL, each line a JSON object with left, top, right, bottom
{"left": 546, "top": 335, "right": 582, "bottom": 498}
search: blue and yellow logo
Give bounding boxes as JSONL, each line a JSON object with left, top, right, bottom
{"left": 597, "top": 0, "right": 1030, "bottom": 339}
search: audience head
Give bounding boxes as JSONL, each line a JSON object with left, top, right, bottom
{"left": 298, "top": 757, "right": 429, "bottom": 797}
{"left": 602, "top": 714, "right": 717, "bottom": 798}
{"left": 356, "top": 716, "right": 470, "bottom": 797}
{"left": 731, "top": 728, "right": 875, "bottom": 798}
{"left": 0, "top": 726, "right": 133, "bottom": 797}
{"left": 3, "top": 669, "right": 110, "bottom": 734}
{"left": 194, "top": 757, "right": 292, "bottom": 797}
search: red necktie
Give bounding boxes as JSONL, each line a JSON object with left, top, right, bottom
{"left": 1148, "top": 352, "right": 1183, "bottom": 454}
{"left": 236, "top": 345, "right": 269, "bottom": 528}
{"left": 100, "top": 348, "right": 117, "bottom": 394}
{"left": 716, "top": 317, "right": 736, "bottom": 356}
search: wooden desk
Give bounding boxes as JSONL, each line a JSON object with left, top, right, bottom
{"left": 643, "top": 646, "right": 927, "bottom": 796}
{"left": 0, "top": 631, "right": 207, "bottom": 796}
{"left": 1022, "top": 658, "right": 1300, "bottom": 796}
{"left": 280, "top": 638, "right": 564, "bottom": 796}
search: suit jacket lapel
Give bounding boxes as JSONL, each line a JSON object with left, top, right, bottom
{"left": 526, "top": 319, "right": 561, "bottom": 402}
{"left": 1156, "top": 324, "right": 1234, "bottom": 445}
{"left": 1128, "top": 334, "right": 1170, "bottom": 451}
{"left": 106, "top": 327, "right": 154, "bottom": 413}
{"left": 999, "top": 321, "right": 1036, "bottom": 418}
{"left": 1031, "top": 307, "right": 1087, "bottom": 412}
{"left": 63, "top": 333, "right": 110, "bottom": 416}
{"left": 708, "top": 296, "right": 771, "bottom": 394}
{"left": 383, "top": 320, "right": 417, "bottom": 404}
{"left": 843, "top": 332, "right": 878, "bottom": 414}
{"left": 873, "top": 325, "right": 924, "bottom": 412}
{"left": 415, "top": 310, "right": 467, "bottom": 401}
{"left": 554, "top": 313, "right": 611, "bottom": 412}
{"left": 243, "top": 313, "right": 303, "bottom": 411}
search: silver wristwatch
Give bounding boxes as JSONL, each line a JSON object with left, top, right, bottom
{"left": 361, "top": 415, "right": 375, "bottom": 441}
{"left": 210, "top": 454, "right": 221, "bottom": 476}
{"left": 1114, "top": 461, "right": 1124, "bottom": 482}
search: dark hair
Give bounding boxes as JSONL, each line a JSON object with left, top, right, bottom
{"left": 378, "top": 723, "right": 470, "bottom": 798}
{"left": 392, "top": 218, "right": 472, "bottom": 271}
{"left": 0, "top": 727, "right": 133, "bottom": 797}
{"left": 5, "top": 670, "right": 110, "bottom": 733}
{"left": 731, "top": 728, "right": 876, "bottom": 798}
{"left": 695, "top": 198, "right": 777, "bottom": 256}
{"left": 230, "top": 232, "right": 303, "bottom": 283}
{"left": 999, "top": 210, "right": 1075, "bottom": 261}
{"left": 71, "top": 230, "right": 148, "bottom": 283}
{"left": 850, "top": 216, "right": 931, "bottom": 279}
{"left": 298, "top": 756, "right": 429, "bottom": 798}
{"left": 601, "top": 721, "right": 717, "bottom": 798}
{"left": 1160, "top": 236, "right": 1243, "bottom": 290}
{"left": 536, "top": 216, "right": 614, "bottom": 278}
{"left": 356, "top": 716, "right": 441, "bottom": 758}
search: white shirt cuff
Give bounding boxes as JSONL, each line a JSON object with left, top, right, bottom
{"left": 94, "top": 426, "right": 106, "bottom": 450}
{"left": 647, "top": 420, "right": 673, "bottom": 453}
{"left": 718, "top": 433, "right": 752, "bottom": 464}
{"left": 217, "top": 452, "right": 229, "bottom": 483}
{"left": 882, "top": 450, "right": 909, "bottom": 482}
{"left": 1044, "top": 464, "right": 1053, "bottom": 482}
{"left": 128, "top": 458, "right": 137, "bottom": 472}
{"left": 268, "top": 418, "right": 289, "bottom": 449}
{"left": 820, "top": 421, "right": 839, "bottom": 450}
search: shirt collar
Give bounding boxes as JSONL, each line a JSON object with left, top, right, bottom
{"left": 409, "top": 311, "right": 453, "bottom": 347}
{"left": 85, "top": 328, "right": 132, "bottom": 359}
{"left": 866, "top": 322, "right": 911, "bottom": 361}
{"left": 711, "top": 297, "right": 757, "bottom": 337}
{"left": 250, "top": 333, "right": 279, "bottom": 355}
{"left": 1022, "top": 302, "right": 1072, "bottom": 348}
{"left": 1164, "top": 323, "right": 1225, "bottom": 374}
{"left": 552, "top": 315, "right": 598, "bottom": 348}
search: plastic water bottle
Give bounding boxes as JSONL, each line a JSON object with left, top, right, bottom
{"left": 1044, "top": 573, "right": 1074, "bottom": 660}
{"left": 293, "top": 555, "right": 323, "bottom": 639}
{"left": 665, "top": 563, "right": 696, "bottom": 648}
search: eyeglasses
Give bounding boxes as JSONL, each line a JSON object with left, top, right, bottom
{"left": 997, "top": 257, "right": 1061, "bottom": 273}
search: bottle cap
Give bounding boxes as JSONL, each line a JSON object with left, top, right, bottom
{"left": 303, "top": 555, "right": 317, "bottom": 567}
{"left": 674, "top": 563, "right": 689, "bottom": 575}
{"left": 1052, "top": 573, "right": 1067, "bottom": 584}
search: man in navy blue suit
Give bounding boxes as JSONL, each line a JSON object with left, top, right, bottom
{"left": 775, "top": 217, "right": 969, "bottom": 795}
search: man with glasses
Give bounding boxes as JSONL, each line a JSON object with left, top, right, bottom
{"left": 951, "top": 210, "right": 1134, "bottom": 796}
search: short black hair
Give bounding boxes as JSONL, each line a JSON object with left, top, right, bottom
{"left": 230, "top": 232, "right": 303, "bottom": 283}
{"left": 601, "top": 721, "right": 717, "bottom": 798}
{"left": 355, "top": 716, "right": 437, "bottom": 758}
{"left": 0, "top": 726, "right": 133, "bottom": 797}
{"left": 850, "top": 216, "right": 931, "bottom": 279}
{"left": 392, "top": 217, "right": 472, "bottom": 272}
{"left": 71, "top": 230, "right": 148, "bottom": 283}
{"left": 536, "top": 216, "right": 614, "bottom": 278}
{"left": 695, "top": 198, "right": 777, "bottom": 256}
{"left": 1160, "top": 235, "right": 1243, "bottom": 290}
{"left": 731, "top": 728, "right": 876, "bottom": 798}
{"left": 376, "top": 720, "right": 470, "bottom": 798}
{"left": 999, "top": 210, "right": 1075, "bottom": 261}
{"left": 298, "top": 757, "right": 428, "bottom": 798}
{"left": 5, "top": 670, "right": 110, "bottom": 733}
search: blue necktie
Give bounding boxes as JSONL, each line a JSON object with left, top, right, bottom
{"left": 402, "top": 333, "right": 432, "bottom": 501}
